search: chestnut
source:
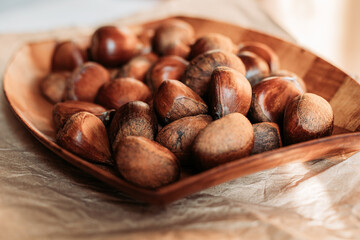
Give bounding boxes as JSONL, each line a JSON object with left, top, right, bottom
{"left": 152, "top": 19, "right": 195, "bottom": 58}
{"left": 237, "top": 51, "right": 270, "bottom": 86}
{"left": 154, "top": 79, "right": 208, "bottom": 124}
{"left": 209, "top": 66, "right": 252, "bottom": 119}
{"left": 65, "top": 62, "right": 110, "bottom": 102}
{"left": 51, "top": 41, "right": 86, "bottom": 72}
{"left": 182, "top": 50, "right": 246, "bottom": 97}
{"left": 156, "top": 114, "right": 212, "bottom": 166}
{"left": 56, "top": 112, "right": 112, "bottom": 164}
{"left": 146, "top": 55, "right": 188, "bottom": 92}
{"left": 283, "top": 93, "right": 334, "bottom": 145}
{"left": 188, "top": 33, "right": 236, "bottom": 59}
{"left": 91, "top": 26, "right": 140, "bottom": 67}
{"left": 108, "top": 101, "right": 158, "bottom": 152}
{"left": 137, "top": 28, "right": 155, "bottom": 55}
{"left": 249, "top": 77, "right": 304, "bottom": 123}
{"left": 252, "top": 122, "right": 282, "bottom": 154}
{"left": 270, "top": 69, "right": 307, "bottom": 92}
{"left": 115, "top": 136, "right": 180, "bottom": 188}
{"left": 96, "top": 77, "right": 152, "bottom": 109}
{"left": 192, "top": 113, "right": 254, "bottom": 170}
{"left": 40, "top": 71, "right": 70, "bottom": 103}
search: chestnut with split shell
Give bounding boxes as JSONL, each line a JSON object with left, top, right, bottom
{"left": 252, "top": 122, "right": 282, "bottom": 154}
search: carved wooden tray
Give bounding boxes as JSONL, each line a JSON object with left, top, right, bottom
{"left": 3, "top": 16, "right": 360, "bottom": 205}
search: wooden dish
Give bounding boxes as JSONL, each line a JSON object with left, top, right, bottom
{"left": 3, "top": 16, "right": 360, "bottom": 205}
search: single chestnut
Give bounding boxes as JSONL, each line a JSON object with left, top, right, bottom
{"left": 152, "top": 19, "right": 195, "bottom": 58}
{"left": 188, "top": 33, "right": 236, "bottom": 59}
{"left": 237, "top": 51, "right": 270, "bottom": 86}
{"left": 251, "top": 122, "right": 282, "bottom": 154}
{"left": 96, "top": 77, "right": 152, "bottom": 109}
{"left": 146, "top": 55, "right": 188, "bottom": 91}
{"left": 283, "top": 93, "right": 334, "bottom": 145}
{"left": 137, "top": 28, "right": 155, "bottom": 55}
{"left": 192, "top": 113, "right": 254, "bottom": 170}
{"left": 56, "top": 112, "right": 112, "bottom": 164}
{"left": 154, "top": 79, "right": 208, "bottom": 124}
{"left": 249, "top": 77, "right": 304, "bottom": 123}
{"left": 182, "top": 50, "right": 246, "bottom": 97}
{"left": 156, "top": 115, "right": 212, "bottom": 166}
{"left": 270, "top": 69, "right": 307, "bottom": 92}
{"left": 115, "top": 136, "right": 180, "bottom": 188}
{"left": 40, "top": 71, "right": 70, "bottom": 103}
{"left": 108, "top": 101, "right": 158, "bottom": 152}
{"left": 51, "top": 41, "right": 86, "bottom": 72}
{"left": 65, "top": 62, "right": 110, "bottom": 102}
{"left": 209, "top": 66, "right": 252, "bottom": 119}
{"left": 91, "top": 26, "right": 140, "bottom": 67}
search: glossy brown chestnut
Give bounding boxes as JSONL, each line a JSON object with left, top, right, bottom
{"left": 56, "top": 112, "right": 112, "bottom": 164}
{"left": 40, "top": 71, "right": 70, "bottom": 103}
{"left": 249, "top": 77, "right": 304, "bottom": 123}
{"left": 65, "top": 62, "right": 110, "bottom": 102}
{"left": 137, "top": 28, "right": 155, "bottom": 55}
{"left": 152, "top": 19, "right": 195, "bottom": 58}
{"left": 146, "top": 55, "right": 188, "bottom": 92}
{"left": 238, "top": 41, "right": 280, "bottom": 72}
{"left": 182, "top": 50, "right": 246, "bottom": 97}
{"left": 108, "top": 101, "right": 158, "bottom": 152}
{"left": 237, "top": 51, "right": 270, "bottom": 86}
{"left": 283, "top": 93, "right": 334, "bottom": 145}
{"left": 115, "top": 136, "right": 180, "bottom": 188}
{"left": 96, "top": 77, "right": 152, "bottom": 109}
{"left": 188, "top": 33, "right": 236, "bottom": 59}
{"left": 51, "top": 41, "right": 86, "bottom": 72}
{"left": 91, "top": 26, "right": 140, "bottom": 67}
{"left": 52, "top": 101, "right": 107, "bottom": 130}
{"left": 209, "top": 66, "right": 252, "bottom": 119}
{"left": 154, "top": 79, "right": 208, "bottom": 124}
{"left": 251, "top": 122, "right": 282, "bottom": 154}
{"left": 156, "top": 115, "right": 212, "bottom": 166}
{"left": 192, "top": 113, "right": 254, "bottom": 170}
{"left": 270, "top": 70, "right": 307, "bottom": 92}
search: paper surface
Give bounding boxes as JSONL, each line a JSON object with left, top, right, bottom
{"left": 1, "top": 0, "right": 360, "bottom": 239}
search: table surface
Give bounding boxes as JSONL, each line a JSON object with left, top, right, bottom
{"left": 1, "top": 0, "right": 360, "bottom": 239}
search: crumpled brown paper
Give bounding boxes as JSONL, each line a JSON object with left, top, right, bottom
{"left": 1, "top": 0, "right": 360, "bottom": 239}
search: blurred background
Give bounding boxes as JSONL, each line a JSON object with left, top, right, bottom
{"left": 0, "top": 0, "right": 358, "bottom": 76}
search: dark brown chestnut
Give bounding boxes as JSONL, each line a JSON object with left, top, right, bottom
{"left": 40, "top": 71, "right": 70, "bottom": 103}
{"left": 283, "top": 93, "right": 334, "bottom": 145}
{"left": 154, "top": 79, "right": 208, "bottom": 124}
{"left": 51, "top": 41, "right": 86, "bottom": 72}
{"left": 108, "top": 101, "right": 158, "bottom": 152}
{"left": 115, "top": 136, "right": 180, "bottom": 188}
{"left": 96, "top": 77, "right": 151, "bottom": 109}
{"left": 209, "top": 66, "right": 252, "bottom": 119}
{"left": 182, "top": 50, "right": 246, "bottom": 97}
{"left": 237, "top": 51, "right": 270, "bottom": 86}
{"left": 156, "top": 115, "right": 212, "bottom": 166}
{"left": 251, "top": 122, "right": 282, "bottom": 154}
{"left": 192, "top": 113, "right": 254, "bottom": 170}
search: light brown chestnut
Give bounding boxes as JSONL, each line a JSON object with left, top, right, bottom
{"left": 249, "top": 77, "right": 304, "bottom": 123}
{"left": 137, "top": 28, "right": 155, "bottom": 55}
{"left": 156, "top": 115, "right": 212, "bottom": 166}
{"left": 65, "top": 62, "right": 110, "bottom": 102}
{"left": 188, "top": 33, "right": 236, "bottom": 59}
{"left": 237, "top": 51, "right": 270, "bottom": 86}
{"left": 152, "top": 19, "right": 195, "bottom": 58}
{"left": 52, "top": 101, "right": 107, "bottom": 130}
{"left": 40, "top": 71, "right": 70, "bottom": 103}
{"left": 209, "top": 66, "right": 252, "bottom": 119}
{"left": 91, "top": 26, "right": 140, "bottom": 67}
{"left": 238, "top": 41, "right": 280, "bottom": 72}
{"left": 192, "top": 113, "right": 254, "bottom": 170}
{"left": 108, "top": 101, "right": 158, "bottom": 152}
{"left": 116, "top": 53, "right": 158, "bottom": 82}
{"left": 154, "top": 79, "right": 208, "bottom": 124}
{"left": 56, "top": 112, "right": 112, "bottom": 164}
{"left": 51, "top": 41, "right": 86, "bottom": 72}
{"left": 182, "top": 50, "right": 246, "bottom": 97}
{"left": 251, "top": 122, "right": 282, "bottom": 154}
{"left": 147, "top": 55, "right": 188, "bottom": 92}
{"left": 115, "top": 136, "right": 180, "bottom": 188}
{"left": 283, "top": 93, "right": 334, "bottom": 145}
{"left": 96, "top": 77, "right": 152, "bottom": 109}
{"left": 270, "top": 70, "right": 307, "bottom": 92}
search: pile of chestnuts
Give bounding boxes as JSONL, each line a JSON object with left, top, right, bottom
{"left": 40, "top": 19, "right": 334, "bottom": 189}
